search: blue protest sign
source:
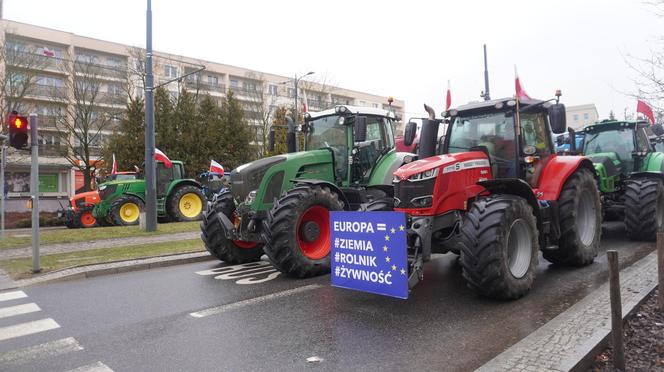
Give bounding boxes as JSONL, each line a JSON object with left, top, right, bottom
{"left": 330, "top": 211, "right": 408, "bottom": 299}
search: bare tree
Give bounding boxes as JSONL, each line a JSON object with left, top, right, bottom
{"left": 52, "top": 53, "right": 128, "bottom": 191}
{"left": 244, "top": 72, "right": 279, "bottom": 157}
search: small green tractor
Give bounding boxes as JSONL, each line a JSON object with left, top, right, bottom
{"left": 201, "top": 105, "right": 413, "bottom": 277}
{"left": 579, "top": 120, "right": 664, "bottom": 240}
{"left": 92, "top": 160, "right": 206, "bottom": 226}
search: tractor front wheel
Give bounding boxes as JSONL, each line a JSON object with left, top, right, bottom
{"left": 624, "top": 178, "right": 664, "bottom": 241}
{"left": 264, "top": 185, "right": 344, "bottom": 278}
{"left": 200, "top": 191, "right": 264, "bottom": 263}
{"left": 79, "top": 209, "right": 97, "bottom": 228}
{"left": 459, "top": 195, "right": 539, "bottom": 300}
{"left": 110, "top": 195, "right": 144, "bottom": 226}
{"left": 543, "top": 168, "right": 600, "bottom": 265}
{"left": 169, "top": 185, "right": 206, "bottom": 222}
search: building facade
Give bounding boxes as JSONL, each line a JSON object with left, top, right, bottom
{"left": 0, "top": 19, "right": 405, "bottom": 212}
{"left": 566, "top": 104, "right": 599, "bottom": 130}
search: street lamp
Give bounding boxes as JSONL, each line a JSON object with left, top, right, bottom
{"left": 281, "top": 71, "right": 314, "bottom": 151}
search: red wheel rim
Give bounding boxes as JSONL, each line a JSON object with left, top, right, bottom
{"left": 297, "top": 205, "right": 330, "bottom": 260}
{"left": 231, "top": 215, "right": 258, "bottom": 249}
{"left": 81, "top": 211, "right": 96, "bottom": 228}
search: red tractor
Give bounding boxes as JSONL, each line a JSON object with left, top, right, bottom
{"left": 368, "top": 93, "right": 602, "bottom": 299}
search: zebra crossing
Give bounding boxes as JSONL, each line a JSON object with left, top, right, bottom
{"left": 0, "top": 289, "right": 113, "bottom": 371}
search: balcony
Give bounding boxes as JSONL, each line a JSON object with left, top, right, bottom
{"left": 39, "top": 144, "right": 68, "bottom": 157}
{"left": 308, "top": 100, "right": 333, "bottom": 111}
{"left": 229, "top": 86, "right": 262, "bottom": 98}
{"left": 5, "top": 50, "right": 63, "bottom": 71}
{"left": 95, "top": 92, "right": 127, "bottom": 106}
{"left": 38, "top": 115, "right": 60, "bottom": 128}
{"left": 25, "top": 84, "right": 68, "bottom": 100}
{"left": 74, "top": 61, "right": 128, "bottom": 80}
{"left": 184, "top": 79, "right": 226, "bottom": 93}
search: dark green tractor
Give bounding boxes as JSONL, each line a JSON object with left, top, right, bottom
{"left": 580, "top": 120, "right": 664, "bottom": 240}
{"left": 201, "top": 105, "right": 414, "bottom": 277}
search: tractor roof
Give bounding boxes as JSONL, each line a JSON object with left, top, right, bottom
{"left": 582, "top": 120, "right": 648, "bottom": 132}
{"left": 307, "top": 105, "right": 397, "bottom": 120}
{"left": 449, "top": 97, "right": 545, "bottom": 116}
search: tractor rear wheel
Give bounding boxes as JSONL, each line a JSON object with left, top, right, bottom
{"left": 110, "top": 195, "right": 144, "bottom": 226}
{"left": 169, "top": 185, "right": 206, "bottom": 222}
{"left": 624, "top": 178, "right": 664, "bottom": 241}
{"left": 459, "top": 195, "right": 539, "bottom": 300}
{"left": 264, "top": 185, "right": 344, "bottom": 278}
{"left": 543, "top": 168, "right": 600, "bottom": 265}
{"left": 200, "top": 191, "right": 264, "bottom": 263}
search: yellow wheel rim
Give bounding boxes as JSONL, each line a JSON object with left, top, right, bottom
{"left": 119, "top": 202, "right": 140, "bottom": 223}
{"left": 179, "top": 193, "right": 203, "bottom": 218}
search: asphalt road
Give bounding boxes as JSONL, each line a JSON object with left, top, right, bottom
{"left": 0, "top": 222, "right": 655, "bottom": 371}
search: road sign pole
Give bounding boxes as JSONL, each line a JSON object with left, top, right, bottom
{"left": 143, "top": 0, "right": 157, "bottom": 231}
{"left": 1, "top": 145, "right": 5, "bottom": 240}
{"left": 29, "top": 114, "right": 40, "bottom": 273}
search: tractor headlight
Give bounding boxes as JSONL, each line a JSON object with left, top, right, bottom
{"left": 408, "top": 168, "right": 438, "bottom": 182}
{"left": 410, "top": 195, "right": 433, "bottom": 208}
{"left": 99, "top": 185, "right": 107, "bottom": 191}
{"left": 245, "top": 190, "right": 257, "bottom": 205}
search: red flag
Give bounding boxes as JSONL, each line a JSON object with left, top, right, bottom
{"left": 41, "top": 47, "right": 55, "bottom": 57}
{"left": 209, "top": 160, "right": 224, "bottom": 175}
{"left": 515, "top": 66, "right": 531, "bottom": 100}
{"left": 445, "top": 80, "right": 452, "bottom": 111}
{"left": 637, "top": 99, "right": 655, "bottom": 125}
{"left": 111, "top": 153, "right": 117, "bottom": 175}
{"left": 155, "top": 148, "right": 173, "bottom": 168}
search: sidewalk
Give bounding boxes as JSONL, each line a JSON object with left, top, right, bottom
{"left": 0, "top": 231, "right": 200, "bottom": 260}
{"left": 476, "top": 251, "right": 659, "bottom": 372}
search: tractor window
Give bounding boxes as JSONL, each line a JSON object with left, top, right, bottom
{"left": 156, "top": 163, "right": 173, "bottom": 196}
{"left": 305, "top": 115, "right": 348, "bottom": 181}
{"left": 173, "top": 164, "right": 183, "bottom": 180}
{"left": 584, "top": 128, "right": 635, "bottom": 174}
{"left": 636, "top": 128, "right": 650, "bottom": 152}
{"left": 520, "top": 113, "right": 552, "bottom": 157}
{"left": 448, "top": 112, "right": 516, "bottom": 178}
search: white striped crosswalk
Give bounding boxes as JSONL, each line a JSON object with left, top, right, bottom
{"left": 0, "top": 289, "right": 114, "bottom": 371}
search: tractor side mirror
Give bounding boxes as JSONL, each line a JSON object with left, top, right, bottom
{"left": 548, "top": 103, "right": 567, "bottom": 134}
{"left": 354, "top": 116, "right": 368, "bottom": 142}
{"left": 403, "top": 121, "right": 417, "bottom": 146}
{"left": 268, "top": 127, "right": 275, "bottom": 152}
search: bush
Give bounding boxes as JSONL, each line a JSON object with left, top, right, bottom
{"left": 14, "top": 215, "right": 64, "bottom": 228}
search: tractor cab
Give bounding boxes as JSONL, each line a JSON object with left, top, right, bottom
{"left": 156, "top": 161, "right": 186, "bottom": 196}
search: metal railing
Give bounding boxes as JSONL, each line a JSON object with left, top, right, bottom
{"left": 229, "top": 86, "right": 262, "bottom": 97}
{"left": 184, "top": 79, "right": 226, "bottom": 93}
{"left": 5, "top": 50, "right": 63, "bottom": 70}
{"left": 95, "top": 92, "right": 127, "bottom": 105}
{"left": 26, "top": 84, "right": 68, "bottom": 99}
{"left": 74, "top": 61, "right": 128, "bottom": 79}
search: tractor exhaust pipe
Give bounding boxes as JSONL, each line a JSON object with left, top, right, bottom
{"left": 418, "top": 104, "right": 440, "bottom": 159}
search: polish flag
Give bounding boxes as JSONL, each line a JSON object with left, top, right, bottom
{"left": 445, "top": 80, "right": 452, "bottom": 111}
{"left": 515, "top": 66, "right": 531, "bottom": 100}
{"left": 637, "top": 99, "right": 656, "bottom": 125}
{"left": 41, "top": 47, "right": 55, "bottom": 57}
{"left": 155, "top": 148, "right": 173, "bottom": 168}
{"left": 301, "top": 89, "right": 308, "bottom": 113}
{"left": 209, "top": 160, "right": 224, "bottom": 175}
{"left": 111, "top": 153, "right": 117, "bottom": 175}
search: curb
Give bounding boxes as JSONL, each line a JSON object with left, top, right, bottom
{"left": 1, "top": 251, "right": 215, "bottom": 289}
{"left": 475, "top": 251, "right": 659, "bottom": 372}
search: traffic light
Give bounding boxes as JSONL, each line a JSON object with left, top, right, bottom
{"left": 7, "top": 113, "right": 28, "bottom": 149}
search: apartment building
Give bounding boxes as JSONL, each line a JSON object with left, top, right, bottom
{"left": 566, "top": 104, "right": 599, "bottom": 130}
{"left": 0, "top": 19, "right": 405, "bottom": 212}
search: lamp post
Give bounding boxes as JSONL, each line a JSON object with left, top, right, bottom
{"left": 282, "top": 72, "right": 314, "bottom": 151}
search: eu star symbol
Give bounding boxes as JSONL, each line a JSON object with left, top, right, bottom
{"left": 390, "top": 227, "right": 396, "bottom": 234}
{"left": 391, "top": 264, "right": 397, "bottom": 271}
{"left": 383, "top": 245, "right": 388, "bottom": 252}
{"left": 385, "top": 256, "right": 391, "bottom": 263}
{"left": 384, "top": 235, "right": 390, "bottom": 241}
{"left": 399, "top": 225, "right": 405, "bottom": 231}
{"left": 400, "top": 268, "right": 406, "bottom": 275}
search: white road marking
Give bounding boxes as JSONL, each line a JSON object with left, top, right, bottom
{"left": 190, "top": 284, "right": 323, "bottom": 318}
{"left": 0, "top": 290, "right": 27, "bottom": 302}
{"left": 0, "top": 303, "right": 41, "bottom": 319}
{"left": 0, "top": 318, "right": 60, "bottom": 342}
{"left": 65, "top": 361, "right": 114, "bottom": 372}
{"left": 0, "top": 337, "right": 83, "bottom": 364}
{"left": 196, "top": 261, "right": 281, "bottom": 284}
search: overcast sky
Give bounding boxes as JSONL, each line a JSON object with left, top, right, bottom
{"left": 4, "top": 0, "right": 662, "bottom": 119}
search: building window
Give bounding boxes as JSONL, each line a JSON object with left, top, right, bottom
{"left": 230, "top": 79, "right": 239, "bottom": 88}
{"left": 164, "top": 65, "right": 178, "bottom": 78}
{"left": 269, "top": 85, "right": 278, "bottom": 95}
{"left": 288, "top": 88, "right": 295, "bottom": 98}
{"left": 583, "top": 113, "right": 589, "bottom": 120}
{"left": 573, "top": 114, "right": 579, "bottom": 121}
{"left": 207, "top": 75, "right": 219, "bottom": 85}
{"left": 245, "top": 82, "right": 257, "bottom": 91}
{"left": 372, "top": 103, "right": 379, "bottom": 108}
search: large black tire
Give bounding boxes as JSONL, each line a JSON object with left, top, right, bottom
{"left": 64, "top": 211, "right": 80, "bottom": 228}
{"left": 624, "top": 178, "right": 664, "bottom": 241}
{"left": 168, "top": 185, "right": 206, "bottom": 222}
{"left": 110, "top": 195, "right": 144, "bottom": 226}
{"left": 264, "top": 185, "right": 344, "bottom": 278}
{"left": 200, "top": 191, "right": 264, "bottom": 263}
{"left": 543, "top": 168, "right": 601, "bottom": 266}
{"left": 459, "top": 195, "right": 539, "bottom": 300}
{"left": 358, "top": 197, "right": 394, "bottom": 211}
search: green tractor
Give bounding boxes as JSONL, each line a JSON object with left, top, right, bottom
{"left": 580, "top": 120, "right": 664, "bottom": 240}
{"left": 201, "top": 105, "right": 414, "bottom": 277}
{"left": 92, "top": 160, "right": 206, "bottom": 226}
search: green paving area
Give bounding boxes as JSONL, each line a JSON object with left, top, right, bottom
{"left": 0, "top": 221, "right": 200, "bottom": 250}
{"left": 0, "top": 239, "right": 205, "bottom": 279}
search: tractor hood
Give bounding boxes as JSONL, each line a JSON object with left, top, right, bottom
{"left": 230, "top": 155, "right": 287, "bottom": 202}
{"left": 393, "top": 152, "right": 489, "bottom": 181}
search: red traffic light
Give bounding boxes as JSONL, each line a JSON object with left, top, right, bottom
{"left": 8, "top": 114, "right": 29, "bottom": 149}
